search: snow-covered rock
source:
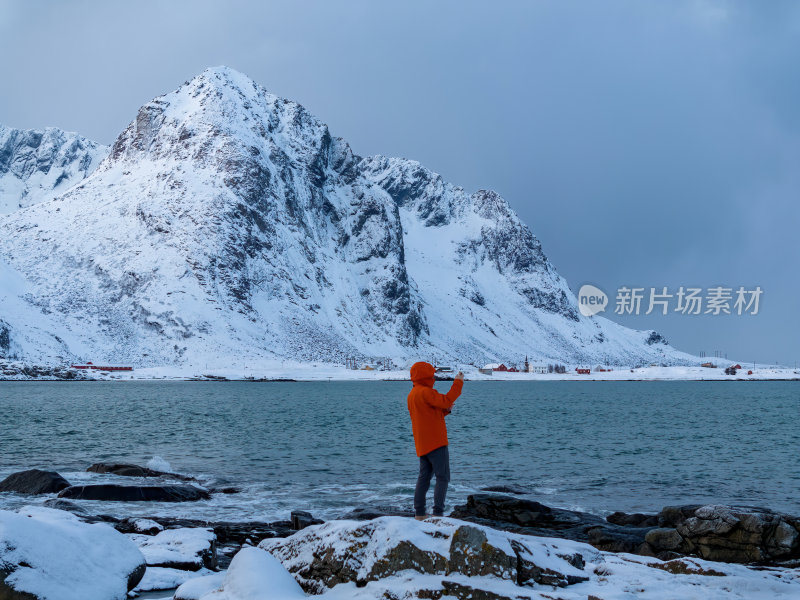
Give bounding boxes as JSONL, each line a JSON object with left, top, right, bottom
{"left": 134, "top": 565, "right": 213, "bottom": 592}
{"left": 174, "top": 547, "right": 305, "bottom": 600}
{"left": 257, "top": 516, "right": 799, "bottom": 599}
{"left": 0, "top": 66, "right": 697, "bottom": 368}
{"left": 0, "top": 125, "right": 107, "bottom": 214}
{"left": 128, "top": 527, "right": 217, "bottom": 570}
{"left": 174, "top": 571, "right": 225, "bottom": 600}
{"left": 259, "top": 516, "right": 587, "bottom": 593}
{"left": 0, "top": 506, "right": 145, "bottom": 600}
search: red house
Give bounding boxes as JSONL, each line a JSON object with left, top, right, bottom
{"left": 494, "top": 364, "right": 509, "bottom": 372}
{"left": 576, "top": 368, "right": 590, "bottom": 375}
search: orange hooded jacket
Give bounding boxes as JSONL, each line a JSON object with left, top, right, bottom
{"left": 407, "top": 362, "right": 463, "bottom": 457}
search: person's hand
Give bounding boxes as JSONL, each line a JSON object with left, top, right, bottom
{"left": 455, "top": 371, "right": 464, "bottom": 381}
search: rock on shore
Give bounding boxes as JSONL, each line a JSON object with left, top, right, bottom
{"left": 254, "top": 516, "right": 797, "bottom": 599}
{"left": 0, "top": 506, "right": 145, "bottom": 600}
{"left": 2, "top": 504, "right": 799, "bottom": 599}
{"left": 451, "top": 494, "right": 800, "bottom": 566}
{"left": 651, "top": 504, "right": 800, "bottom": 564}
{"left": 260, "top": 516, "right": 590, "bottom": 593}
{"left": 0, "top": 469, "right": 71, "bottom": 495}
{"left": 57, "top": 483, "right": 210, "bottom": 502}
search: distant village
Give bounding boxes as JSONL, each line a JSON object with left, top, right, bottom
{"left": 344, "top": 356, "right": 611, "bottom": 375}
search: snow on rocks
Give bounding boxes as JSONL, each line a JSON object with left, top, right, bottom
{"left": 0, "top": 506, "right": 145, "bottom": 600}
{"left": 134, "top": 566, "right": 213, "bottom": 592}
{"left": 174, "top": 571, "right": 226, "bottom": 600}
{"left": 130, "top": 517, "right": 165, "bottom": 534}
{"left": 174, "top": 547, "right": 305, "bottom": 600}
{"left": 259, "top": 516, "right": 588, "bottom": 593}
{"left": 128, "top": 527, "right": 218, "bottom": 570}
{"left": 258, "top": 516, "right": 800, "bottom": 600}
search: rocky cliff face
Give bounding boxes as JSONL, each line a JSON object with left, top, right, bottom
{"left": 0, "top": 67, "right": 693, "bottom": 367}
{"left": 0, "top": 125, "right": 108, "bottom": 214}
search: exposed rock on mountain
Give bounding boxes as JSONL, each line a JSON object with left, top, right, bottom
{"left": 0, "top": 125, "right": 108, "bottom": 214}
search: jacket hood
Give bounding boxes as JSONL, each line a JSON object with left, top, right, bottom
{"left": 410, "top": 361, "right": 436, "bottom": 386}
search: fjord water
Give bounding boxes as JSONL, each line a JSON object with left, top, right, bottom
{"left": 1, "top": 381, "right": 798, "bottom": 520}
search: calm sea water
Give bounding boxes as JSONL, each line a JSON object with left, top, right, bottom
{"left": 1, "top": 381, "right": 798, "bottom": 521}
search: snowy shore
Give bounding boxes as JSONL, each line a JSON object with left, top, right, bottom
{"left": 1, "top": 360, "right": 798, "bottom": 382}
{"left": 1, "top": 503, "right": 799, "bottom": 600}
{"left": 2, "top": 466, "right": 800, "bottom": 599}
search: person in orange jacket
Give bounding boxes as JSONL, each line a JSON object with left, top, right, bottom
{"left": 407, "top": 361, "right": 464, "bottom": 519}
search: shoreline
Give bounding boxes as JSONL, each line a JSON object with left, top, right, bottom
{"left": 1, "top": 362, "right": 799, "bottom": 383}
{"left": 3, "top": 465, "right": 799, "bottom": 598}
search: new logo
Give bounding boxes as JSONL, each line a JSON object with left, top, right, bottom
{"left": 578, "top": 284, "right": 608, "bottom": 317}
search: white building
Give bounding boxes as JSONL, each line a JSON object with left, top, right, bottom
{"left": 527, "top": 364, "right": 549, "bottom": 374}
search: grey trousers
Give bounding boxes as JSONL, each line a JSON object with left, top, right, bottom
{"left": 414, "top": 445, "right": 450, "bottom": 516}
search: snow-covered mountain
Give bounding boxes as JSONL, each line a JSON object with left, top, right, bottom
{"left": 0, "top": 67, "right": 697, "bottom": 368}
{"left": 0, "top": 125, "right": 108, "bottom": 214}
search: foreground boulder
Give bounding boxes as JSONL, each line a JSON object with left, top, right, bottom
{"left": 175, "top": 548, "right": 304, "bottom": 600}
{"left": 257, "top": 516, "right": 800, "bottom": 599}
{"left": 651, "top": 504, "right": 800, "bottom": 564}
{"left": 58, "top": 483, "right": 210, "bottom": 502}
{"left": 260, "top": 516, "right": 589, "bottom": 594}
{"left": 0, "top": 469, "right": 71, "bottom": 495}
{"left": 0, "top": 506, "right": 145, "bottom": 599}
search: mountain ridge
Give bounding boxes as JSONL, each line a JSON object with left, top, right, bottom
{"left": 0, "top": 66, "right": 697, "bottom": 368}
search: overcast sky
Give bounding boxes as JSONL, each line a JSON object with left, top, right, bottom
{"left": 2, "top": 0, "right": 798, "bottom": 365}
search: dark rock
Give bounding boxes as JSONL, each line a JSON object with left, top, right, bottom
{"left": 418, "top": 580, "right": 521, "bottom": 600}
{"left": 0, "top": 469, "right": 71, "bottom": 495}
{"left": 291, "top": 510, "right": 323, "bottom": 530}
{"left": 0, "top": 571, "right": 40, "bottom": 600}
{"left": 450, "top": 493, "right": 606, "bottom": 540}
{"left": 659, "top": 504, "right": 800, "bottom": 564}
{"left": 367, "top": 539, "right": 449, "bottom": 583}
{"left": 451, "top": 494, "right": 660, "bottom": 560}
{"left": 510, "top": 538, "right": 589, "bottom": 587}
{"left": 58, "top": 484, "right": 210, "bottom": 502}
{"left": 108, "top": 515, "right": 295, "bottom": 547}
{"left": 645, "top": 527, "right": 687, "bottom": 552}
{"left": 480, "top": 484, "right": 530, "bottom": 495}
{"left": 607, "top": 511, "right": 659, "bottom": 528}
{"left": 338, "top": 506, "right": 415, "bottom": 520}
{"left": 209, "top": 486, "right": 241, "bottom": 494}
{"left": 86, "top": 462, "right": 196, "bottom": 481}
{"left": 658, "top": 505, "right": 703, "bottom": 528}
{"left": 42, "top": 498, "right": 88, "bottom": 514}
{"left": 585, "top": 524, "right": 654, "bottom": 555}
{"left": 448, "top": 525, "right": 516, "bottom": 579}
{"left": 128, "top": 562, "right": 147, "bottom": 592}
